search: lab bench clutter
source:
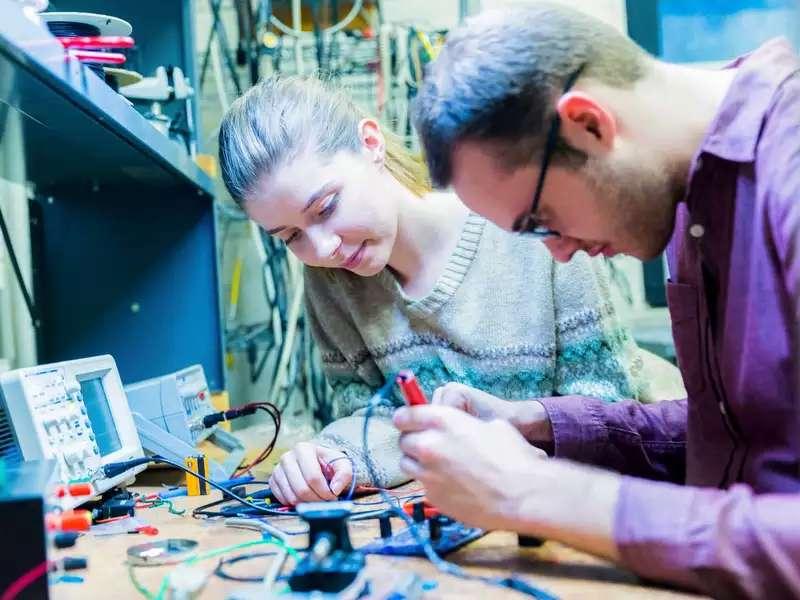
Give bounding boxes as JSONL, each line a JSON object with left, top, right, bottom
{"left": 0, "top": 356, "right": 608, "bottom": 600}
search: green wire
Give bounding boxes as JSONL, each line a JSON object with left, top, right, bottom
{"left": 127, "top": 563, "right": 156, "bottom": 600}
{"left": 150, "top": 538, "right": 300, "bottom": 600}
{"left": 138, "top": 496, "right": 187, "bottom": 516}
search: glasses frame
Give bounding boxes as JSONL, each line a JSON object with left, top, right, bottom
{"left": 512, "top": 64, "right": 587, "bottom": 238}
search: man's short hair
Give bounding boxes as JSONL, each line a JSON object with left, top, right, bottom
{"left": 412, "top": 3, "right": 649, "bottom": 187}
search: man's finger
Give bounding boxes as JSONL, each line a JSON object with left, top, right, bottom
{"left": 393, "top": 404, "right": 464, "bottom": 432}
{"left": 398, "top": 455, "right": 425, "bottom": 479}
{"left": 398, "top": 430, "right": 444, "bottom": 465}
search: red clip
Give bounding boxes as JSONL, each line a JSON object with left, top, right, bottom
{"left": 402, "top": 498, "right": 439, "bottom": 519}
{"left": 130, "top": 526, "right": 159, "bottom": 536}
{"left": 396, "top": 370, "right": 428, "bottom": 406}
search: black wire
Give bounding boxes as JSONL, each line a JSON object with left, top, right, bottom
{"left": 214, "top": 551, "right": 279, "bottom": 582}
{"left": 0, "top": 204, "right": 39, "bottom": 328}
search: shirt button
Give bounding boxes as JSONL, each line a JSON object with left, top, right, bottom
{"left": 689, "top": 224, "right": 705, "bottom": 238}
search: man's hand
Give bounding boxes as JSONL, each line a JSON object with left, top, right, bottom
{"left": 432, "top": 382, "right": 554, "bottom": 444}
{"left": 268, "top": 442, "right": 352, "bottom": 506}
{"left": 393, "top": 405, "right": 621, "bottom": 561}
{"left": 394, "top": 404, "right": 545, "bottom": 529}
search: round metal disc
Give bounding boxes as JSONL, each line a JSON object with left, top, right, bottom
{"left": 127, "top": 539, "right": 199, "bottom": 566}
{"left": 41, "top": 12, "right": 133, "bottom": 36}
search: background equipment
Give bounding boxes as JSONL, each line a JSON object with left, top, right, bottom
{"left": 125, "top": 364, "right": 247, "bottom": 481}
{"left": 0, "top": 355, "right": 147, "bottom": 508}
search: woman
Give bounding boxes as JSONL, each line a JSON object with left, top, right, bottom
{"left": 218, "top": 75, "right": 683, "bottom": 506}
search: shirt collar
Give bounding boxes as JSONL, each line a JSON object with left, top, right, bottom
{"left": 701, "top": 37, "right": 800, "bottom": 163}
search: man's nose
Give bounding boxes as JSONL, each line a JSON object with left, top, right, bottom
{"left": 543, "top": 236, "right": 580, "bottom": 263}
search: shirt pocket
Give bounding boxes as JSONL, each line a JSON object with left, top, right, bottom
{"left": 666, "top": 280, "right": 705, "bottom": 396}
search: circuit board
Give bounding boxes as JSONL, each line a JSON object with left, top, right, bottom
{"left": 360, "top": 519, "right": 485, "bottom": 557}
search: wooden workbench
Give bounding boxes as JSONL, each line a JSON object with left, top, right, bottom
{"left": 51, "top": 482, "right": 703, "bottom": 599}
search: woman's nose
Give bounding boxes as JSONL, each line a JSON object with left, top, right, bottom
{"left": 307, "top": 227, "right": 342, "bottom": 262}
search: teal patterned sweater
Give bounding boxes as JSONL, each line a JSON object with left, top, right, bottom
{"left": 305, "top": 213, "right": 681, "bottom": 487}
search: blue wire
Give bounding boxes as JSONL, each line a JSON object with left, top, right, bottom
{"left": 361, "top": 380, "right": 559, "bottom": 600}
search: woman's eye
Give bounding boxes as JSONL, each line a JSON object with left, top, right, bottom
{"left": 285, "top": 230, "right": 301, "bottom": 245}
{"left": 319, "top": 193, "right": 339, "bottom": 218}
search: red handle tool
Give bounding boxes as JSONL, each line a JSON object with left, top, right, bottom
{"left": 396, "top": 370, "right": 428, "bottom": 406}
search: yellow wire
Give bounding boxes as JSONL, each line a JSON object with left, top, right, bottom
{"left": 229, "top": 256, "right": 243, "bottom": 315}
{"left": 415, "top": 29, "right": 438, "bottom": 61}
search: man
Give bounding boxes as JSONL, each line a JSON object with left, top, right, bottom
{"left": 393, "top": 4, "right": 800, "bottom": 598}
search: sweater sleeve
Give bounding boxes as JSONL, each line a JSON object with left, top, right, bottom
{"left": 552, "top": 253, "right": 652, "bottom": 402}
{"left": 302, "top": 268, "right": 409, "bottom": 488}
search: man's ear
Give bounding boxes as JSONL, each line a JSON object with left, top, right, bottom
{"left": 556, "top": 92, "right": 616, "bottom": 156}
{"left": 358, "top": 118, "right": 386, "bottom": 165}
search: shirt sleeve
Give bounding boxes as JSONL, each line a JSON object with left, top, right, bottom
{"left": 615, "top": 477, "right": 800, "bottom": 598}
{"left": 537, "top": 395, "right": 687, "bottom": 483}
{"left": 303, "top": 268, "right": 409, "bottom": 488}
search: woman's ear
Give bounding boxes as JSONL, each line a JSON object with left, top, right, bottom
{"left": 358, "top": 118, "right": 386, "bottom": 166}
{"left": 556, "top": 91, "right": 616, "bottom": 156}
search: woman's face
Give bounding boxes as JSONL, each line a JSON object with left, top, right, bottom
{"left": 245, "top": 146, "right": 399, "bottom": 276}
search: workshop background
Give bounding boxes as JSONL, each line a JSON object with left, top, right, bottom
{"left": 2, "top": 0, "right": 799, "bottom": 458}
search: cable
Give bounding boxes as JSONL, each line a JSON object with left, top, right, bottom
{"left": 127, "top": 563, "right": 156, "bottom": 600}
{"left": 153, "top": 539, "right": 298, "bottom": 600}
{"left": 361, "top": 383, "right": 559, "bottom": 600}
{"left": 0, "top": 204, "right": 39, "bottom": 328}
{"left": 1, "top": 561, "right": 49, "bottom": 600}
{"left": 233, "top": 402, "right": 282, "bottom": 477}
{"left": 325, "top": 454, "right": 356, "bottom": 500}
{"left": 214, "top": 551, "right": 278, "bottom": 582}
{"left": 105, "top": 456, "right": 386, "bottom": 523}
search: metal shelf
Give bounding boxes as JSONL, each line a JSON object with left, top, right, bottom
{"left": 0, "top": 0, "right": 212, "bottom": 196}
{"left": 0, "top": 0, "right": 224, "bottom": 390}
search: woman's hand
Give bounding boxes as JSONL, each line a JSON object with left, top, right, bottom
{"left": 268, "top": 442, "right": 352, "bottom": 506}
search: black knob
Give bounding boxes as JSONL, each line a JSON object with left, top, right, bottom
{"left": 428, "top": 516, "right": 442, "bottom": 542}
{"left": 379, "top": 514, "right": 392, "bottom": 538}
{"left": 412, "top": 501, "right": 425, "bottom": 523}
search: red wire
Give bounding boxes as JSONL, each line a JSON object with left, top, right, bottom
{"left": 233, "top": 402, "right": 281, "bottom": 477}
{"left": 1, "top": 561, "right": 49, "bottom": 600}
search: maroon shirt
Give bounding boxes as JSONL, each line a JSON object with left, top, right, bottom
{"left": 539, "top": 38, "right": 800, "bottom": 598}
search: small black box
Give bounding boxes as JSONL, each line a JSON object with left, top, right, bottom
{"left": 0, "top": 460, "right": 56, "bottom": 599}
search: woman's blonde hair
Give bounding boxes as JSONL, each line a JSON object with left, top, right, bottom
{"left": 219, "top": 75, "right": 431, "bottom": 203}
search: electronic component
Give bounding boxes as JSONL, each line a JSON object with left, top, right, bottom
{"left": 184, "top": 455, "right": 210, "bottom": 496}
{"left": 0, "top": 460, "right": 57, "bottom": 600}
{"left": 288, "top": 502, "right": 366, "bottom": 595}
{"left": 360, "top": 516, "right": 484, "bottom": 557}
{"left": 0, "top": 355, "right": 147, "bottom": 508}
{"left": 125, "top": 365, "right": 246, "bottom": 480}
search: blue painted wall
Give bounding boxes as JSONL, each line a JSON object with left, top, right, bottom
{"left": 659, "top": 0, "right": 800, "bottom": 62}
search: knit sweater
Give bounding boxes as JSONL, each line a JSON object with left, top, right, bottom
{"left": 306, "top": 213, "right": 682, "bottom": 487}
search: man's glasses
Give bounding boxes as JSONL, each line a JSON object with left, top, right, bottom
{"left": 512, "top": 64, "right": 586, "bottom": 238}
